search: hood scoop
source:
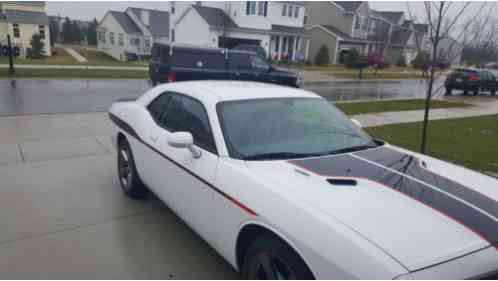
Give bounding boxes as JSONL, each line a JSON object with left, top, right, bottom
{"left": 327, "top": 178, "right": 357, "bottom": 186}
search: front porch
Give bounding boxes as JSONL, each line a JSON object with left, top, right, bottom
{"left": 269, "top": 34, "right": 309, "bottom": 62}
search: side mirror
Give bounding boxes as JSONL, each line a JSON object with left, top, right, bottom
{"left": 167, "top": 132, "right": 201, "bottom": 158}
{"left": 351, "top": 119, "right": 362, "bottom": 128}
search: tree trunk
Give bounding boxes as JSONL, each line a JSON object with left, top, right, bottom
{"left": 420, "top": 2, "right": 445, "bottom": 154}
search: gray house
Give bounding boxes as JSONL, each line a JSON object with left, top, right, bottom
{"left": 97, "top": 7, "right": 169, "bottom": 61}
{"left": 305, "top": 1, "right": 428, "bottom": 65}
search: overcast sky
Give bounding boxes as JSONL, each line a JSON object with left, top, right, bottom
{"left": 47, "top": 1, "right": 495, "bottom": 25}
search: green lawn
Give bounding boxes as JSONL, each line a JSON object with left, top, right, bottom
{"left": 0, "top": 45, "right": 146, "bottom": 67}
{"left": 365, "top": 115, "right": 498, "bottom": 174}
{"left": 73, "top": 47, "right": 147, "bottom": 67}
{"left": 0, "top": 47, "right": 77, "bottom": 65}
{"left": 295, "top": 64, "right": 435, "bottom": 80}
{"left": 334, "top": 99, "right": 471, "bottom": 115}
{"left": 0, "top": 68, "right": 147, "bottom": 79}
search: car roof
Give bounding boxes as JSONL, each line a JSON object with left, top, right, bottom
{"left": 158, "top": 81, "right": 319, "bottom": 103}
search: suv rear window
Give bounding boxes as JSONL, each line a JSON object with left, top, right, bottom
{"left": 170, "top": 49, "right": 225, "bottom": 70}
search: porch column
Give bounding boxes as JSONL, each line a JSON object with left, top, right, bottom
{"left": 305, "top": 39, "right": 310, "bottom": 61}
{"left": 292, "top": 36, "right": 298, "bottom": 61}
{"left": 277, "top": 36, "right": 283, "bottom": 61}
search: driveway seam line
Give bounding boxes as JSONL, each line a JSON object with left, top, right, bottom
{"left": 17, "top": 143, "right": 25, "bottom": 162}
{"left": 0, "top": 207, "right": 162, "bottom": 247}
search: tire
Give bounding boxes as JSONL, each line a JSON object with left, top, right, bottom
{"left": 445, "top": 88, "right": 452, "bottom": 96}
{"left": 492, "top": 89, "right": 496, "bottom": 96}
{"left": 473, "top": 88, "right": 479, "bottom": 96}
{"left": 463, "top": 90, "right": 468, "bottom": 95}
{"left": 117, "top": 137, "right": 147, "bottom": 199}
{"left": 242, "top": 234, "right": 314, "bottom": 280}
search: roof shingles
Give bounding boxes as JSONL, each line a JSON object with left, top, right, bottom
{"left": 192, "top": 5, "right": 238, "bottom": 29}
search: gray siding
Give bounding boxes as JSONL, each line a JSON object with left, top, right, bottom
{"left": 305, "top": 2, "right": 354, "bottom": 36}
{"left": 308, "top": 27, "right": 338, "bottom": 64}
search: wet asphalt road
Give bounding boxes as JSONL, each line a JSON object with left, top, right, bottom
{"left": 0, "top": 78, "right": 441, "bottom": 116}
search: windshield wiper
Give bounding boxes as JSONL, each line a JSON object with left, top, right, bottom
{"left": 318, "top": 144, "right": 379, "bottom": 156}
{"left": 243, "top": 152, "right": 320, "bottom": 161}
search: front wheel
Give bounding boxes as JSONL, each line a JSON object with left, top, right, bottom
{"left": 491, "top": 89, "right": 496, "bottom": 96}
{"left": 445, "top": 88, "right": 452, "bottom": 96}
{"left": 242, "top": 234, "right": 314, "bottom": 280}
{"left": 117, "top": 138, "right": 147, "bottom": 199}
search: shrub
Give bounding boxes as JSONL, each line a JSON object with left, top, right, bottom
{"left": 412, "top": 52, "right": 429, "bottom": 70}
{"left": 314, "top": 45, "right": 330, "bottom": 65}
{"left": 28, "top": 34, "right": 45, "bottom": 59}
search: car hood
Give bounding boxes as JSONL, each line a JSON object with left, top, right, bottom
{"left": 245, "top": 145, "right": 498, "bottom": 271}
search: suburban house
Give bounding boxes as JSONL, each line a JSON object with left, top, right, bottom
{"left": 169, "top": 1, "right": 308, "bottom": 61}
{"left": 49, "top": 15, "right": 92, "bottom": 44}
{"left": 435, "top": 36, "right": 463, "bottom": 65}
{"left": 97, "top": 7, "right": 169, "bottom": 61}
{"left": 0, "top": 1, "right": 51, "bottom": 58}
{"left": 305, "top": 1, "right": 428, "bottom": 65}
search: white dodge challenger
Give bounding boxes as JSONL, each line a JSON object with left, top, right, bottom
{"left": 109, "top": 81, "right": 498, "bottom": 279}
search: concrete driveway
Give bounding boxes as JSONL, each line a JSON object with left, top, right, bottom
{"left": 0, "top": 112, "right": 239, "bottom": 279}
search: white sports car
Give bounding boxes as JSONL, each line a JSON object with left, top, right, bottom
{"left": 109, "top": 81, "right": 498, "bottom": 279}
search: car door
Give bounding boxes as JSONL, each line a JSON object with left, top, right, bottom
{"left": 228, "top": 51, "right": 257, "bottom": 82}
{"left": 144, "top": 92, "right": 219, "bottom": 241}
{"left": 248, "top": 54, "right": 272, "bottom": 83}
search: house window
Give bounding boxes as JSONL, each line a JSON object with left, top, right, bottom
{"left": 99, "top": 31, "right": 106, "bottom": 43}
{"left": 288, "top": 6, "right": 293, "bottom": 17}
{"left": 282, "top": 5, "right": 286, "bottom": 16}
{"left": 258, "top": 2, "right": 267, "bottom": 16}
{"left": 171, "top": 29, "right": 175, "bottom": 42}
{"left": 130, "top": 38, "right": 140, "bottom": 46}
{"left": 110, "top": 32, "right": 115, "bottom": 45}
{"left": 246, "top": 1, "right": 256, "bottom": 15}
{"left": 13, "top": 24, "right": 20, "bottom": 38}
{"left": 303, "top": 15, "right": 308, "bottom": 25}
{"left": 145, "top": 37, "right": 151, "bottom": 49}
{"left": 118, "top": 33, "right": 124, "bottom": 46}
{"left": 38, "top": 25, "right": 45, "bottom": 39}
{"left": 355, "top": 16, "right": 362, "bottom": 29}
{"left": 294, "top": 6, "right": 299, "bottom": 18}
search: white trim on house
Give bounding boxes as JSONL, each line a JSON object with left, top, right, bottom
{"left": 306, "top": 24, "right": 344, "bottom": 41}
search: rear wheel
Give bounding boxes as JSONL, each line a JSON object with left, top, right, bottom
{"left": 117, "top": 138, "right": 147, "bottom": 199}
{"left": 473, "top": 87, "right": 479, "bottom": 96}
{"left": 445, "top": 87, "right": 452, "bottom": 96}
{"left": 242, "top": 234, "right": 314, "bottom": 280}
{"left": 491, "top": 88, "right": 496, "bottom": 96}
{"left": 463, "top": 90, "right": 468, "bottom": 95}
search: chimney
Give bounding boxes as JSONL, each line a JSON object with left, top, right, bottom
{"left": 141, "top": 10, "right": 150, "bottom": 26}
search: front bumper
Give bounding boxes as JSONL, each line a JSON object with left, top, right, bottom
{"left": 395, "top": 246, "right": 498, "bottom": 279}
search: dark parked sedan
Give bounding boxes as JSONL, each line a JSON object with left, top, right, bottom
{"left": 445, "top": 68, "right": 497, "bottom": 96}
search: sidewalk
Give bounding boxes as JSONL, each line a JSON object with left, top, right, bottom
{"left": 59, "top": 45, "right": 88, "bottom": 62}
{"left": 0, "top": 64, "right": 147, "bottom": 71}
{"left": 353, "top": 98, "right": 498, "bottom": 127}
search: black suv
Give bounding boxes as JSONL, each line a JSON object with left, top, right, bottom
{"left": 445, "top": 68, "right": 497, "bottom": 96}
{"left": 149, "top": 43, "right": 300, "bottom": 87}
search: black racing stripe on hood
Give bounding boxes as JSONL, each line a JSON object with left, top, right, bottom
{"left": 355, "top": 147, "right": 498, "bottom": 221}
{"left": 289, "top": 152, "right": 498, "bottom": 245}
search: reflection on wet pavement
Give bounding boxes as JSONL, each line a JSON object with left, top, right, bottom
{"left": 0, "top": 78, "right": 445, "bottom": 116}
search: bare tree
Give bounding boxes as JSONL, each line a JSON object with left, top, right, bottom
{"left": 418, "top": 1, "right": 494, "bottom": 154}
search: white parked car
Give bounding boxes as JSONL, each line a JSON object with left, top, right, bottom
{"left": 109, "top": 81, "right": 498, "bottom": 279}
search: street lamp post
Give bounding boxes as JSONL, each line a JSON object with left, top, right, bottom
{"left": 7, "top": 35, "right": 15, "bottom": 75}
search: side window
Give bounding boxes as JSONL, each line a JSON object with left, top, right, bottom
{"left": 249, "top": 55, "right": 270, "bottom": 72}
{"left": 161, "top": 94, "right": 217, "bottom": 153}
{"left": 228, "top": 52, "right": 251, "bottom": 70}
{"left": 147, "top": 93, "right": 172, "bottom": 122}
{"left": 170, "top": 50, "right": 225, "bottom": 69}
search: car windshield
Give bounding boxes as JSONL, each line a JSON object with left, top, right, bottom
{"left": 217, "top": 98, "right": 378, "bottom": 160}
